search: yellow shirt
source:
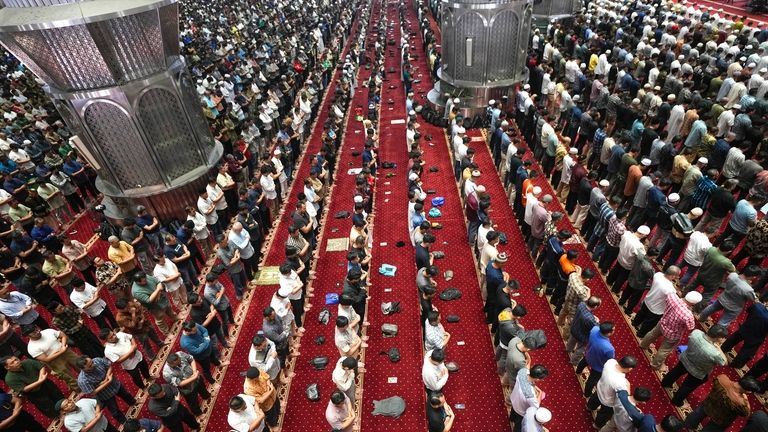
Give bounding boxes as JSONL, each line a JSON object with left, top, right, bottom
{"left": 108, "top": 241, "right": 136, "bottom": 273}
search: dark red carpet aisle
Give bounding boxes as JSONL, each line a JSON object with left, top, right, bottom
{"left": 202, "top": 10, "right": 370, "bottom": 429}
{"left": 359, "top": 4, "right": 427, "bottom": 432}
{"left": 396, "top": 4, "right": 510, "bottom": 431}
{"left": 278, "top": 3, "right": 380, "bottom": 430}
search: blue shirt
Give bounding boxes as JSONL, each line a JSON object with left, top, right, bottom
{"left": 709, "top": 139, "right": 730, "bottom": 169}
{"left": 180, "top": 324, "right": 210, "bottom": 356}
{"left": 30, "top": 225, "right": 54, "bottom": 243}
{"left": 62, "top": 160, "right": 83, "bottom": 176}
{"left": 585, "top": 326, "right": 615, "bottom": 371}
{"left": 0, "top": 159, "right": 17, "bottom": 175}
{"left": 485, "top": 263, "right": 506, "bottom": 295}
{"left": 571, "top": 302, "right": 599, "bottom": 343}
{"left": 729, "top": 199, "right": 757, "bottom": 234}
{"left": 607, "top": 146, "right": 625, "bottom": 174}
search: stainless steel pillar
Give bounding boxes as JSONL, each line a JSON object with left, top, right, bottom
{"left": 427, "top": 0, "right": 533, "bottom": 117}
{"left": 0, "top": 0, "right": 222, "bottom": 221}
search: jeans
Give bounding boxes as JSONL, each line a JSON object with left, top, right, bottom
{"left": 607, "top": 264, "right": 630, "bottom": 293}
{"left": 679, "top": 262, "right": 700, "bottom": 286}
{"left": 229, "top": 269, "right": 248, "bottom": 298}
{"left": 632, "top": 303, "right": 662, "bottom": 338}
{"left": 698, "top": 300, "right": 741, "bottom": 327}
{"left": 684, "top": 403, "right": 727, "bottom": 431}
{"left": 178, "top": 261, "right": 198, "bottom": 289}
{"left": 92, "top": 307, "right": 118, "bottom": 329}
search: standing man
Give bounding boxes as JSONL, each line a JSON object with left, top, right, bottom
{"left": 577, "top": 322, "right": 615, "bottom": 397}
{"left": 662, "top": 325, "right": 729, "bottom": 407}
{"left": 23, "top": 325, "right": 80, "bottom": 392}
{"left": 2, "top": 356, "right": 65, "bottom": 418}
{"left": 227, "top": 394, "right": 266, "bottom": 432}
{"left": 217, "top": 236, "right": 248, "bottom": 301}
{"left": 76, "top": 356, "right": 136, "bottom": 424}
{"left": 640, "top": 291, "right": 701, "bottom": 372}
{"left": 131, "top": 272, "right": 177, "bottom": 335}
{"left": 325, "top": 390, "right": 355, "bottom": 432}
{"left": 633, "top": 267, "right": 680, "bottom": 337}
{"left": 100, "top": 329, "right": 151, "bottom": 390}
{"left": 229, "top": 222, "right": 258, "bottom": 279}
{"left": 509, "top": 364, "right": 549, "bottom": 432}
{"left": 58, "top": 397, "right": 116, "bottom": 432}
{"left": 147, "top": 383, "right": 201, "bottom": 432}
{"left": 180, "top": 321, "right": 227, "bottom": 384}
{"left": 698, "top": 267, "right": 760, "bottom": 326}
{"left": 162, "top": 351, "right": 211, "bottom": 417}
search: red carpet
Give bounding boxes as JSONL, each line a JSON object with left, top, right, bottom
{"left": 391, "top": 4, "right": 511, "bottom": 432}
{"left": 205, "top": 3, "right": 374, "bottom": 431}
{"left": 358, "top": 4, "right": 429, "bottom": 431}
{"left": 278, "top": 2, "right": 381, "bottom": 431}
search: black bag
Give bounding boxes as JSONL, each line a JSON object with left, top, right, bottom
{"left": 210, "top": 264, "right": 227, "bottom": 275}
{"left": 446, "top": 315, "right": 460, "bottom": 323}
{"left": 381, "top": 347, "right": 400, "bottom": 362}
{"left": 429, "top": 166, "right": 439, "bottom": 172}
{"left": 439, "top": 287, "right": 462, "bottom": 301}
{"left": 334, "top": 211, "right": 350, "bottom": 219}
{"left": 381, "top": 301, "right": 401, "bottom": 315}
{"left": 382, "top": 161, "right": 395, "bottom": 169}
{"left": 310, "top": 356, "right": 329, "bottom": 370}
{"left": 432, "top": 251, "right": 445, "bottom": 259}
{"left": 352, "top": 151, "right": 361, "bottom": 157}
{"left": 314, "top": 336, "right": 325, "bottom": 345}
{"left": 426, "top": 189, "right": 437, "bottom": 195}
{"left": 520, "top": 329, "right": 548, "bottom": 349}
{"left": 446, "top": 361, "right": 459, "bottom": 372}
{"left": 306, "top": 383, "right": 320, "bottom": 401}
{"left": 395, "top": 241, "right": 406, "bottom": 247}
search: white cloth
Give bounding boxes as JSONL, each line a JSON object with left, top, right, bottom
{"left": 616, "top": 232, "right": 645, "bottom": 270}
{"left": 422, "top": 350, "right": 449, "bottom": 391}
{"left": 104, "top": 332, "right": 143, "bottom": 370}
{"left": 683, "top": 231, "right": 712, "bottom": 266}
{"left": 63, "top": 398, "right": 109, "bottom": 432}
{"left": 332, "top": 357, "right": 355, "bottom": 392}
{"left": 596, "top": 359, "right": 628, "bottom": 407}
{"left": 643, "top": 272, "right": 677, "bottom": 315}
{"left": 228, "top": 394, "right": 265, "bottom": 432}
{"left": 153, "top": 260, "right": 182, "bottom": 292}
{"left": 27, "top": 329, "right": 63, "bottom": 359}
{"left": 69, "top": 283, "right": 107, "bottom": 317}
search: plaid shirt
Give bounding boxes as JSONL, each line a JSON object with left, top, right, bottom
{"left": 563, "top": 273, "right": 590, "bottom": 317}
{"left": 592, "top": 128, "right": 607, "bottom": 157}
{"left": 606, "top": 216, "right": 626, "bottom": 247}
{"left": 78, "top": 357, "right": 121, "bottom": 402}
{"left": 659, "top": 293, "right": 695, "bottom": 341}
{"left": 691, "top": 175, "right": 718, "bottom": 210}
{"left": 593, "top": 202, "right": 615, "bottom": 238}
{"left": 52, "top": 305, "right": 85, "bottom": 335}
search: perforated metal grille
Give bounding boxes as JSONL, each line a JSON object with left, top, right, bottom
{"left": 487, "top": 10, "right": 519, "bottom": 82}
{"left": 88, "top": 10, "right": 166, "bottom": 83}
{"left": 178, "top": 72, "right": 216, "bottom": 155}
{"left": 441, "top": 9, "right": 456, "bottom": 80}
{"left": 159, "top": 3, "right": 181, "bottom": 60}
{"left": 519, "top": 4, "right": 532, "bottom": 79}
{"left": 11, "top": 26, "right": 114, "bottom": 91}
{"left": 2, "top": 0, "right": 81, "bottom": 7}
{"left": 83, "top": 101, "right": 163, "bottom": 189}
{"left": 454, "top": 12, "right": 487, "bottom": 83}
{"left": 137, "top": 87, "right": 203, "bottom": 182}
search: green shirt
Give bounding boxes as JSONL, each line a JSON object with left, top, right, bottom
{"left": 695, "top": 248, "right": 735, "bottom": 288}
{"left": 131, "top": 275, "right": 169, "bottom": 311}
{"left": 5, "top": 359, "right": 43, "bottom": 393}
{"left": 7, "top": 204, "right": 31, "bottom": 222}
{"left": 680, "top": 329, "right": 726, "bottom": 379}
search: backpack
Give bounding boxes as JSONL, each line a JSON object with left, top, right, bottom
{"left": 381, "top": 347, "right": 400, "bottom": 362}
{"left": 439, "top": 287, "right": 462, "bottom": 301}
{"left": 306, "top": 383, "right": 320, "bottom": 401}
{"left": 98, "top": 221, "right": 120, "bottom": 241}
{"left": 381, "top": 302, "right": 401, "bottom": 315}
{"left": 520, "top": 329, "right": 547, "bottom": 350}
{"left": 381, "top": 323, "right": 398, "bottom": 337}
{"left": 318, "top": 308, "right": 330, "bottom": 325}
{"left": 310, "top": 356, "right": 329, "bottom": 370}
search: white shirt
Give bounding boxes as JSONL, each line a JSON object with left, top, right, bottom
{"left": 616, "top": 232, "right": 645, "bottom": 270}
{"left": 332, "top": 357, "right": 354, "bottom": 392}
{"left": 477, "top": 225, "right": 493, "bottom": 252}
{"left": 186, "top": 212, "right": 209, "bottom": 240}
{"left": 511, "top": 368, "right": 540, "bottom": 416}
{"left": 104, "top": 331, "right": 143, "bottom": 370}
{"left": 596, "top": 359, "right": 628, "bottom": 407}
{"left": 228, "top": 394, "right": 265, "bottom": 432}
{"left": 683, "top": 231, "right": 712, "bottom": 266}
{"left": 28, "top": 329, "right": 63, "bottom": 359}
{"left": 0, "top": 188, "right": 12, "bottom": 215}
{"left": 70, "top": 283, "right": 107, "bottom": 317}
{"left": 524, "top": 194, "right": 539, "bottom": 225}
{"left": 278, "top": 270, "right": 302, "bottom": 300}
{"left": 153, "top": 260, "right": 182, "bottom": 292}
{"left": 643, "top": 272, "right": 677, "bottom": 315}
{"left": 63, "top": 398, "right": 109, "bottom": 432}
{"left": 206, "top": 183, "right": 227, "bottom": 210}
{"left": 197, "top": 196, "right": 218, "bottom": 225}
{"left": 260, "top": 175, "right": 277, "bottom": 200}
{"left": 422, "top": 350, "right": 448, "bottom": 391}
{"left": 248, "top": 340, "right": 279, "bottom": 380}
